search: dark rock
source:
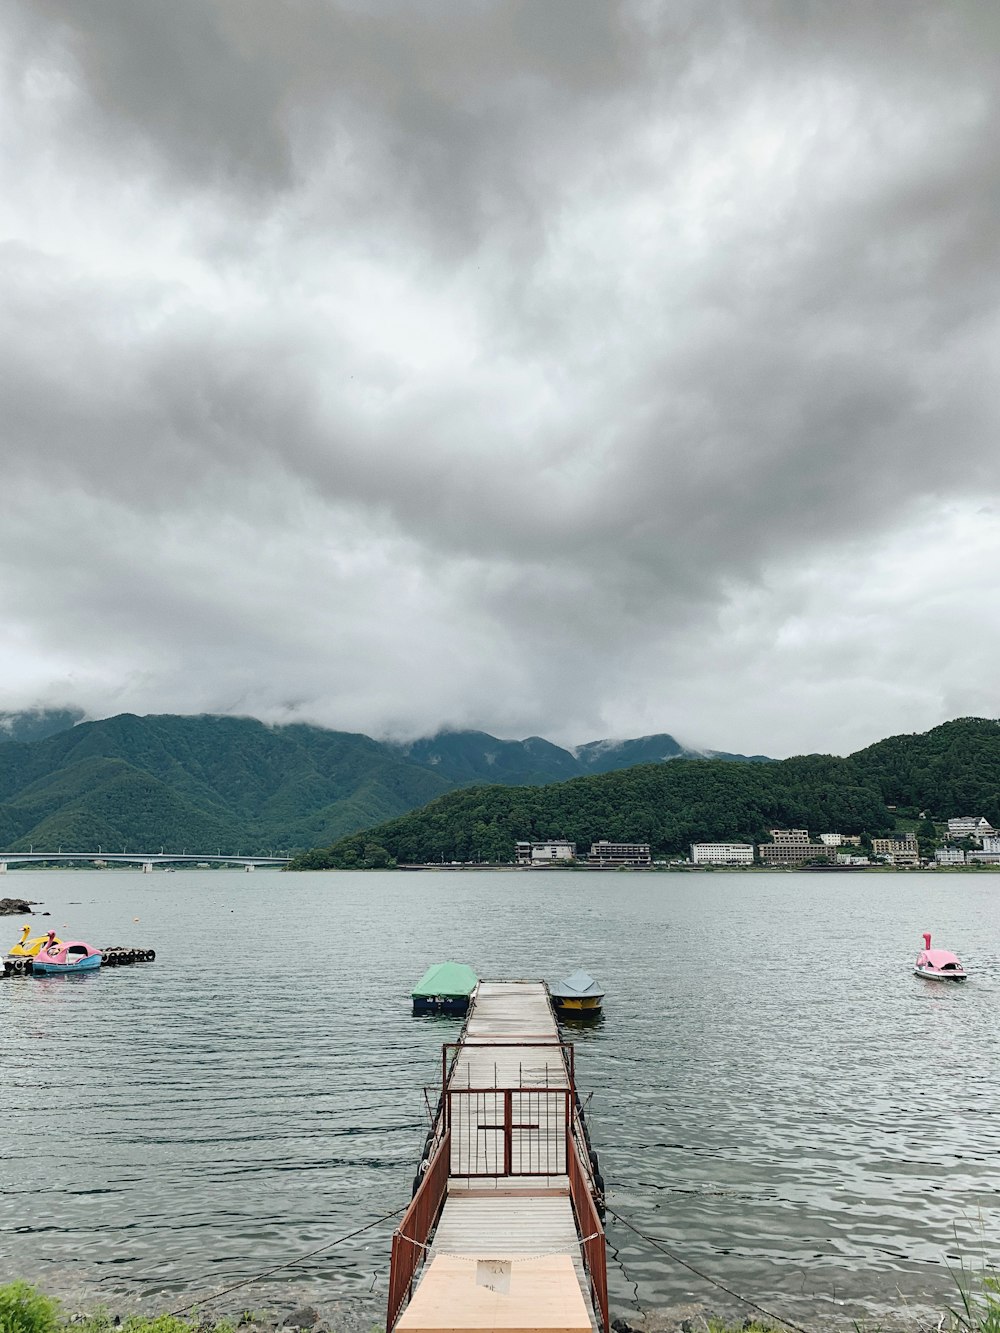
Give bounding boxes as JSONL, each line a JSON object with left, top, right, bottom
{"left": 0, "top": 898, "right": 33, "bottom": 915}
{"left": 281, "top": 1307, "right": 320, "bottom": 1329}
{"left": 612, "top": 1320, "right": 637, "bottom": 1333}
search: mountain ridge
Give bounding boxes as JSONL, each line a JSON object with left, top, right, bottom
{"left": 292, "top": 716, "right": 1000, "bottom": 868}
{"left": 0, "top": 712, "right": 771, "bottom": 853}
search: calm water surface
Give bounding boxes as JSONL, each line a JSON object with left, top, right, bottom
{"left": 2, "top": 869, "right": 999, "bottom": 1328}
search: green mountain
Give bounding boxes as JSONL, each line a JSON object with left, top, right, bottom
{"left": 291, "top": 751, "right": 894, "bottom": 868}
{"left": 0, "top": 708, "right": 85, "bottom": 744}
{"left": 0, "top": 713, "right": 767, "bottom": 854}
{"left": 574, "top": 734, "right": 771, "bottom": 772}
{"left": 295, "top": 716, "right": 1000, "bottom": 869}
{"left": 850, "top": 716, "right": 1000, "bottom": 823}
{"left": 8, "top": 711, "right": 993, "bottom": 860}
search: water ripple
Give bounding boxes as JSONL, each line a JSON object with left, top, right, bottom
{"left": 2, "top": 868, "right": 998, "bottom": 1326}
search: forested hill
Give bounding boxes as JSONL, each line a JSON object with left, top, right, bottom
{"left": 2, "top": 711, "right": 997, "bottom": 858}
{"left": 291, "top": 716, "right": 1000, "bottom": 868}
{"left": 0, "top": 712, "right": 768, "bottom": 854}
{"left": 291, "top": 754, "right": 894, "bottom": 867}
{"left": 850, "top": 717, "right": 1000, "bottom": 825}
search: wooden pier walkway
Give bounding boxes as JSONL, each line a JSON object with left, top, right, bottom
{"left": 387, "top": 980, "right": 608, "bottom": 1332}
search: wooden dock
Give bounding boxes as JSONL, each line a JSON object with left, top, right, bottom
{"left": 387, "top": 980, "right": 608, "bottom": 1332}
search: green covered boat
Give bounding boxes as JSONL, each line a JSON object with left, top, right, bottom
{"left": 411, "top": 961, "right": 478, "bottom": 1014}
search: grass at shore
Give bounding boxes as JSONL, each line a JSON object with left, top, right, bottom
{"left": 0, "top": 1286, "right": 236, "bottom": 1333}
{"left": 3, "top": 1274, "right": 1000, "bottom": 1333}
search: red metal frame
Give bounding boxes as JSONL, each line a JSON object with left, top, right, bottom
{"left": 446, "top": 1087, "right": 571, "bottom": 1177}
{"left": 441, "top": 1039, "right": 575, "bottom": 1094}
{"left": 388, "top": 1033, "right": 606, "bottom": 1330}
{"left": 386, "top": 1130, "right": 451, "bottom": 1330}
{"left": 568, "top": 1132, "right": 610, "bottom": 1333}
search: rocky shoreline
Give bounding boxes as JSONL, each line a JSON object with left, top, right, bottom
{"left": 0, "top": 896, "right": 35, "bottom": 914}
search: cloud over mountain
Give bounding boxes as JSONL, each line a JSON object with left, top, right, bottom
{"left": 3, "top": 1, "right": 1000, "bottom": 756}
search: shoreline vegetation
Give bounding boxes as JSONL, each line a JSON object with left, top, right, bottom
{"left": 4, "top": 1277, "right": 1000, "bottom": 1333}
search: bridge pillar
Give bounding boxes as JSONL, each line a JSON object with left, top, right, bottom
{"left": 245, "top": 862, "right": 256, "bottom": 872}
{"left": 0, "top": 861, "right": 6, "bottom": 874}
{"left": 142, "top": 861, "right": 154, "bottom": 874}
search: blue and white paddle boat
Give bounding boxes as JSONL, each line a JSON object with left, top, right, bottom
{"left": 31, "top": 931, "right": 102, "bottom": 975}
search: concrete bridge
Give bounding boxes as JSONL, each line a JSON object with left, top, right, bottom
{"left": 0, "top": 852, "right": 292, "bottom": 874}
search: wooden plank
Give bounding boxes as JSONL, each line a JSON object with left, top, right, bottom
{"left": 396, "top": 1254, "right": 591, "bottom": 1332}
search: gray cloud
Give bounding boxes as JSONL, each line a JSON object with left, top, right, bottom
{"left": 2, "top": 1, "right": 1000, "bottom": 754}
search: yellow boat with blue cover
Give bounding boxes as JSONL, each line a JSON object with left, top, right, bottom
{"left": 550, "top": 968, "right": 604, "bottom": 1016}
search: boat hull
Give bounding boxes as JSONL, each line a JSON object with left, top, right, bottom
{"left": 914, "top": 966, "right": 966, "bottom": 982}
{"left": 553, "top": 995, "right": 604, "bottom": 1016}
{"left": 32, "top": 955, "right": 102, "bottom": 975}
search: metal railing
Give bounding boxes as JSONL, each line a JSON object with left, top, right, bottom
{"left": 441, "top": 1038, "right": 575, "bottom": 1092}
{"left": 386, "top": 1129, "right": 451, "bottom": 1330}
{"left": 568, "top": 1130, "right": 610, "bottom": 1333}
{"left": 447, "top": 1087, "right": 570, "bottom": 1176}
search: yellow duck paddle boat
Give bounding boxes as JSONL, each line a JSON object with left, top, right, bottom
{"left": 8, "top": 923, "right": 64, "bottom": 957}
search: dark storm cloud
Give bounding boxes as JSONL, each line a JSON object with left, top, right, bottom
{"left": 4, "top": 0, "right": 1000, "bottom": 751}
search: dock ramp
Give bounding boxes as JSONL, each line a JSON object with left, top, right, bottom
{"left": 387, "top": 980, "right": 608, "bottom": 1332}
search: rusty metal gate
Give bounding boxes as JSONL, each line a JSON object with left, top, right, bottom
{"left": 447, "top": 1087, "right": 570, "bottom": 1177}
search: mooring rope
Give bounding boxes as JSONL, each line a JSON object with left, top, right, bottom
{"left": 606, "top": 1204, "right": 812, "bottom": 1333}
{"left": 166, "top": 1203, "right": 408, "bottom": 1317}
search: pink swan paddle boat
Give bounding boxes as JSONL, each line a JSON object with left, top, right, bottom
{"left": 31, "top": 931, "right": 102, "bottom": 975}
{"left": 914, "top": 932, "right": 966, "bottom": 982}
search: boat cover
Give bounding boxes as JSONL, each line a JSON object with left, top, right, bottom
{"left": 411, "top": 961, "right": 479, "bottom": 998}
{"left": 550, "top": 968, "right": 604, "bottom": 999}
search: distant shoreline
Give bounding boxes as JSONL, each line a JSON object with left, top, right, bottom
{"left": 386, "top": 861, "right": 1000, "bottom": 873}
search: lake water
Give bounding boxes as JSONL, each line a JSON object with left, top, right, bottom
{"left": 2, "top": 869, "right": 999, "bottom": 1330}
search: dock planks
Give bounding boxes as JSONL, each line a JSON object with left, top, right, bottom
{"left": 408, "top": 980, "right": 598, "bottom": 1331}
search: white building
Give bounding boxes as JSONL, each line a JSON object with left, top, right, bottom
{"left": 947, "top": 816, "right": 995, "bottom": 841}
{"left": 935, "top": 846, "right": 966, "bottom": 865}
{"left": 819, "top": 833, "right": 842, "bottom": 846}
{"left": 691, "top": 843, "right": 754, "bottom": 865}
{"left": 981, "top": 835, "right": 1000, "bottom": 854}
{"left": 515, "top": 840, "right": 576, "bottom": 865}
{"left": 836, "top": 853, "right": 870, "bottom": 865}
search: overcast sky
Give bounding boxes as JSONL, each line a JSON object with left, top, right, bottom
{"left": 2, "top": 1, "right": 999, "bottom": 758}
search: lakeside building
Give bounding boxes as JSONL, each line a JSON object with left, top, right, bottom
{"left": 587, "top": 840, "right": 651, "bottom": 867}
{"left": 935, "top": 846, "right": 966, "bottom": 865}
{"left": 836, "top": 853, "right": 870, "bottom": 865}
{"left": 947, "top": 816, "right": 994, "bottom": 841}
{"left": 981, "top": 835, "right": 1000, "bottom": 854}
{"left": 758, "top": 829, "right": 836, "bottom": 866}
{"left": 691, "top": 842, "right": 754, "bottom": 865}
{"left": 819, "top": 833, "right": 842, "bottom": 846}
{"left": 515, "top": 840, "right": 576, "bottom": 865}
{"left": 871, "top": 833, "right": 919, "bottom": 866}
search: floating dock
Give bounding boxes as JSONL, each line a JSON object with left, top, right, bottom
{"left": 2, "top": 946, "right": 155, "bottom": 977}
{"left": 387, "top": 979, "right": 608, "bottom": 1332}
